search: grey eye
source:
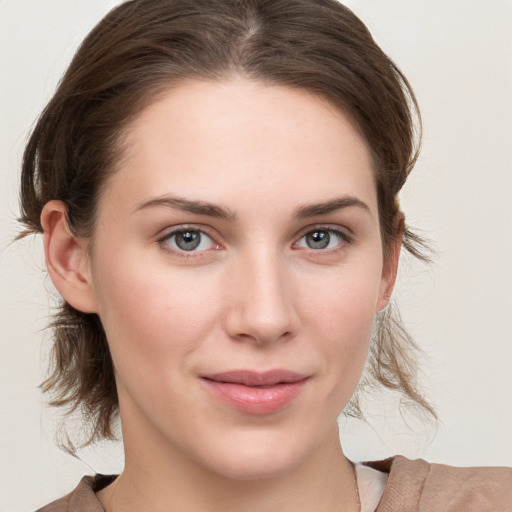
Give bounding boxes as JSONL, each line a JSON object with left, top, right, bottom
{"left": 296, "top": 228, "right": 346, "bottom": 251}
{"left": 175, "top": 230, "right": 202, "bottom": 251}
{"left": 164, "top": 229, "right": 216, "bottom": 253}
{"left": 305, "top": 230, "right": 331, "bottom": 249}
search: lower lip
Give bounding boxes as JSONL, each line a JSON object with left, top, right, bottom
{"left": 202, "top": 378, "right": 308, "bottom": 415}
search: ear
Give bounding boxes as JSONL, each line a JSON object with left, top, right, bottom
{"left": 41, "top": 200, "right": 98, "bottom": 313}
{"left": 376, "top": 212, "right": 404, "bottom": 312}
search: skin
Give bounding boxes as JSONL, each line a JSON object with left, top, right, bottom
{"left": 42, "top": 79, "right": 400, "bottom": 512}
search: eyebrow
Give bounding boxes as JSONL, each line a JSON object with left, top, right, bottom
{"left": 133, "top": 194, "right": 237, "bottom": 221}
{"left": 293, "top": 196, "right": 371, "bottom": 219}
{"left": 134, "top": 194, "right": 369, "bottom": 222}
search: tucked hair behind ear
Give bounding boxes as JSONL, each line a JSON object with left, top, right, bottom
{"left": 20, "top": 0, "right": 434, "bottom": 448}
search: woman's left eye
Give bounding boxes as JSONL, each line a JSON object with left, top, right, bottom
{"left": 161, "top": 229, "right": 217, "bottom": 253}
{"left": 295, "top": 228, "right": 348, "bottom": 251}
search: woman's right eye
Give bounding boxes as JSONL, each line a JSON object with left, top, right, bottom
{"left": 160, "top": 228, "right": 219, "bottom": 254}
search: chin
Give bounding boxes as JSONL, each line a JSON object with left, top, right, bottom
{"left": 211, "top": 449, "right": 304, "bottom": 482}
{"left": 194, "top": 427, "right": 322, "bottom": 482}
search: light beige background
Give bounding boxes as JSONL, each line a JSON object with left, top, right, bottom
{"left": 1, "top": 1, "right": 511, "bottom": 510}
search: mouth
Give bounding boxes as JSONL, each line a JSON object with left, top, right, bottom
{"left": 200, "top": 370, "right": 309, "bottom": 415}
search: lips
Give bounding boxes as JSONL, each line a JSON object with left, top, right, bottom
{"left": 201, "top": 370, "right": 309, "bottom": 415}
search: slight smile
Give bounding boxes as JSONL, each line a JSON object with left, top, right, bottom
{"left": 201, "top": 370, "right": 310, "bottom": 415}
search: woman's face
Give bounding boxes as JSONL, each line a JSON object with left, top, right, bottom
{"left": 85, "top": 80, "right": 395, "bottom": 479}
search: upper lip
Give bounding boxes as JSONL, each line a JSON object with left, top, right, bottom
{"left": 201, "top": 370, "right": 308, "bottom": 386}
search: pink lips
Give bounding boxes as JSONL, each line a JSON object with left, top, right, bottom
{"left": 201, "top": 370, "right": 309, "bottom": 415}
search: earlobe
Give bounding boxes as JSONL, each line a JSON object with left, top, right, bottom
{"left": 377, "top": 212, "right": 404, "bottom": 312}
{"left": 41, "top": 200, "right": 98, "bottom": 313}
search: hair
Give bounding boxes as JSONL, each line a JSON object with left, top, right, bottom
{"left": 19, "top": 0, "right": 434, "bottom": 447}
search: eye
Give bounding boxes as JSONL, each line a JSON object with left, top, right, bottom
{"left": 161, "top": 228, "right": 218, "bottom": 253}
{"left": 295, "top": 228, "right": 348, "bottom": 251}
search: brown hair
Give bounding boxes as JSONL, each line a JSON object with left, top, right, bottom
{"left": 19, "top": 0, "right": 434, "bottom": 447}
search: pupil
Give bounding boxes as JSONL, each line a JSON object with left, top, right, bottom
{"left": 307, "top": 230, "right": 330, "bottom": 249}
{"left": 176, "top": 231, "right": 200, "bottom": 251}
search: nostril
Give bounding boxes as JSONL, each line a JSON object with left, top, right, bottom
{"left": 222, "top": 267, "right": 298, "bottom": 344}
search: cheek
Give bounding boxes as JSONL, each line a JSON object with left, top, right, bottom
{"left": 302, "top": 260, "right": 381, "bottom": 336}
{"left": 91, "top": 252, "right": 221, "bottom": 370}
{"left": 299, "top": 261, "right": 382, "bottom": 384}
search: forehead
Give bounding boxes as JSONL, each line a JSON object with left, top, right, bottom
{"left": 105, "top": 79, "right": 377, "bottom": 215}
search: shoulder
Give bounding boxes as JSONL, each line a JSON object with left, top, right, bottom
{"left": 35, "top": 475, "right": 116, "bottom": 512}
{"left": 366, "top": 455, "right": 512, "bottom": 512}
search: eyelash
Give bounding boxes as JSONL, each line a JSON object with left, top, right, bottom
{"left": 294, "top": 226, "right": 353, "bottom": 255}
{"left": 157, "top": 226, "right": 221, "bottom": 259}
{"left": 157, "top": 225, "right": 353, "bottom": 259}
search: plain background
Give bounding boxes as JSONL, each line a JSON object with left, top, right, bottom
{"left": 1, "top": 1, "right": 511, "bottom": 510}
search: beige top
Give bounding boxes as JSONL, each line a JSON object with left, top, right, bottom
{"left": 367, "top": 455, "right": 512, "bottom": 511}
{"left": 36, "top": 455, "right": 512, "bottom": 512}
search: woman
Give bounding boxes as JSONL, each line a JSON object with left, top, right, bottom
{"left": 15, "top": 0, "right": 511, "bottom": 510}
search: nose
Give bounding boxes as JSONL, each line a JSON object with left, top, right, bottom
{"left": 223, "top": 249, "right": 298, "bottom": 346}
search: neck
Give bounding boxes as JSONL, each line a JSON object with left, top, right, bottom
{"left": 98, "top": 426, "right": 359, "bottom": 512}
